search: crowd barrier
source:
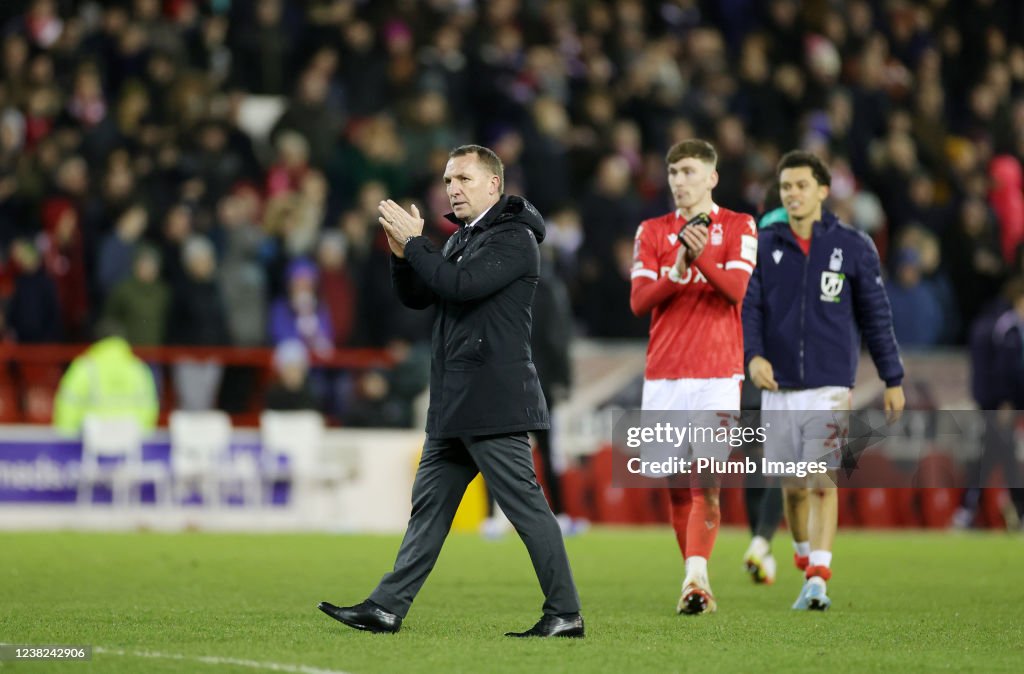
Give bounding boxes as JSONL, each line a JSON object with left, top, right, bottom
{"left": 0, "top": 343, "right": 394, "bottom": 426}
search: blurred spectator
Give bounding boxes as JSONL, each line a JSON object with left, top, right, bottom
{"left": 269, "top": 257, "right": 333, "bottom": 355}
{"left": 5, "top": 238, "right": 60, "bottom": 343}
{"left": 577, "top": 155, "right": 643, "bottom": 336}
{"left": 228, "top": 0, "right": 294, "bottom": 95}
{"left": 315, "top": 231, "right": 356, "bottom": 348}
{"left": 398, "top": 89, "right": 457, "bottom": 189}
{"left": 329, "top": 114, "right": 408, "bottom": 209}
{"left": 955, "top": 278, "right": 1024, "bottom": 529}
{"left": 343, "top": 338, "right": 429, "bottom": 428}
{"left": 265, "top": 130, "right": 310, "bottom": 198}
{"left": 944, "top": 197, "right": 1007, "bottom": 341}
{"left": 521, "top": 97, "right": 572, "bottom": 215}
{"left": 885, "top": 248, "right": 946, "bottom": 349}
{"left": 273, "top": 66, "right": 344, "bottom": 170}
{"left": 39, "top": 155, "right": 91, "bottom": 341}
{"left": 216, "top": 190, "right": 268, "bottom": 413}
{"left": 0, "top": 0, "right": 1021, "bottom": 363}
{"left": 264, "top": 338, "right": 317, "bottom": 411}
{"left": 339, "top": 19, "right": 387, "bottom": 117}
{"left": 217, "top": 193, "right": 267, "bottom": 347}
{"left": 101, "top": 245, "right": 169, "bottom": 347}
{"left": 988, "top": 155, "right": 1024, "bottom": 266}
{"left": 96, "top": 203, "right": 147, "bottom": 299}
{"left": 52, "top": 322, "right": 158, "bottom": 436}
{"left": 168, "top": 235, "right": 229, "bottom": 410}
{"left": 531, "top": 245, "right": 573, "bottom": 520}
{"left": 181, "top": 118, "right": 251, "bottom": 211}
{"left": 158, "top": 202, "right": 194, "bottom": 293}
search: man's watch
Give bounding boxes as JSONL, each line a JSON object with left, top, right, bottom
{"left": 404, "top": 235, "right": 417, "bottom": 246}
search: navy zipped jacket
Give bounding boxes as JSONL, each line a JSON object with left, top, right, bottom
{"left": 743, "top": 209, "right": 904, "bottom": 389}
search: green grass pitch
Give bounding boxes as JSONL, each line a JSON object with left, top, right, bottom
{"left": 2, "top": 528, "right": 1021, "bottom": 673}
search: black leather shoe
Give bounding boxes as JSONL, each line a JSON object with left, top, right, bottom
{"left": 318, "top": 600, "right": 402, "bottom": 634}
{"left": 505, "top": 613, "right": 584, "bottom": 638}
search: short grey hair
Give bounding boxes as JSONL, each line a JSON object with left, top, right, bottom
{"left": 449, "top": 144, "right": 504, "bottom": 194}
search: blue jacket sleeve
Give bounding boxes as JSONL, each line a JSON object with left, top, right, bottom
{"left": 391, "top": 251, "right": 438, "bottom": 310}
{"left": 851, "top": 233, "right": 904, "bottom": 387}
{"left": 742, "top": 249, "right": 766, "bottom": 366}
{"left": 404, "top": 227, "right": 537, "bottom": 303}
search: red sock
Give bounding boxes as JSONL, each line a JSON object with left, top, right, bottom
{"left": 806, "top": 565, "right": 832, "bottom": 581}
{"left": 686, "top": 487, "right": 720, "bottom": 560}
{"left": 667, "top": 486, "right": 692, "bottom": 559}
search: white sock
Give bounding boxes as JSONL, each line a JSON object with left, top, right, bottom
{"left": 793, "top": 541, "right": 810, "bottom": 557}
{"left": 809, "top": 550, "right": 832, "bottom": 568}
{"left": 685, "top": 556, "right": 708, "bottom": 578}
{"left": 750, "top": 535, "right": 770, "bottom": 555}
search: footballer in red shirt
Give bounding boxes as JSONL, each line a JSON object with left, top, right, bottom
{"left": 629, "top": 139, "right": 758, "bottom": 614}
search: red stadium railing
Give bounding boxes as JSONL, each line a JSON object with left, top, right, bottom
{"left": 0, "top": 342, "right": 395, "bottom": 426}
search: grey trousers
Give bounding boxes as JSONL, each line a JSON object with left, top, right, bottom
{"left": 369, "top": 432, "right": 581, "bottom": 618}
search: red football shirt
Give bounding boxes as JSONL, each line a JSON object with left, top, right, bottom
{"left": 630, "top": 204, "right": 758, "bottom": 380}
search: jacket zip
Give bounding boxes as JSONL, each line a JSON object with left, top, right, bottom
{"left": 798, "top": 233, "right": 809, "bottom": 386}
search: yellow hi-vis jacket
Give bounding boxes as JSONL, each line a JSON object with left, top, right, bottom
{"left": 52, "top": 337, "right": 159, "bottom": 435}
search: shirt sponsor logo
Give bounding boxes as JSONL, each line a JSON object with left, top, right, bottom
{"left": 820, "top": 271, "right": 845, "bottom": 302}
{"left": 662, "top": 266, "right": 708, "bottom": 285}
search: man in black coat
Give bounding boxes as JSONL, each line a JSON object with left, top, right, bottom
{"left": 318, "top": 145, "right": 583, "bottom": 638}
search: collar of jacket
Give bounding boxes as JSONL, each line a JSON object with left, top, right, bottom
{"left": 770, "top": 207, "right": 840, "bottom": 247}
{"left": 443, "top": 195, "right": 509, "bottom": 231}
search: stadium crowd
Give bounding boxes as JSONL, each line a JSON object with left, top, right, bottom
{"left": 0, "top": 0, "right": 1023, "bottom": 416}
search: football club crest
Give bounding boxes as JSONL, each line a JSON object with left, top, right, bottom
{"left": 710, "top": 223, "right": 723, "bottom": 246}
{"left": 772, "top": 249, "right": 783, "bottom": 264}
{"left": 829, "top": 248, "right": 843, "bottom": 271}
{"left": 820, "top": 271, "right": 845, "bottom": 302}
{"left": 667, "top": 233, "right": 678, "bottom": 246}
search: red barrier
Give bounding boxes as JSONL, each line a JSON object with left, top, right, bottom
{"left": 0, "top": 382, "right": 19, "bottom": 423}
{"left": 0, "top": 342, "right": 394, "bottom": 426}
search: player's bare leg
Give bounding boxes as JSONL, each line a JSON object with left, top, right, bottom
{"left": 783, "top": 484, "right": 811, "bottom": 571}
{"left": 801, "top": 474, "right": 837, "bottom": 610}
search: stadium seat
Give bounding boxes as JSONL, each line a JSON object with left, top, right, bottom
{"left": 78, "top": 415, "right": 168, "bottom": 506}
{"left": 918, "top": 486, "right": 964, "bottom": 529}
{"left": 590, "top": 444, "right": 639, "bottom": 524}
{"left": 169, "top": 410, "right": 258, "bottom": 507}
{"left": 852, "top": 488, "right": 901, "bottom": 528}
{"left": 560, "top": 465, "right": 592, "bottom": 521}
{"left": 978, "top": 467, "right": 1014, "bottom": 529}
{"left": 913, "top": 451, "right": 964, "bottom": 528}
{"left": 718, "top": 452, "right": 747, "bottom": 526}
{"left": 259, "top": 410, "right": 332, "bottom": 507}
{"left": 836, "top": 486, "right": 856, "bottom": 528}
{"left": 719, "top": 487, "right": 746, "bottom": 526}
{"left": 22, "top": 385, "right": 55, "bottom": 424}
{"left": 626, "top": 486, "right": 661, "bottom": 524}
{"left": 892, "top": 487, "right": 920, "bottom": 527}
{"left": 532, "top": 445, "right": 549, "bottom": 502}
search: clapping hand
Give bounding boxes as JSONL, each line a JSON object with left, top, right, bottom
{"left": 378, "top": 199, "right": 425, "bottom": 258}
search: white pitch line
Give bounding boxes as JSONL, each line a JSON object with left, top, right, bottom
{"left": 94, "top": 647, "right": 353, "bottom": 674}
